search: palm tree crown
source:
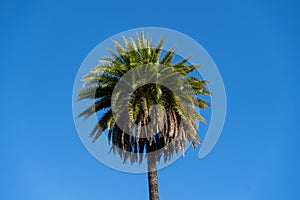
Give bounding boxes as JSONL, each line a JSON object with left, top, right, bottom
{"left": 77, "top": 32, "right": 210, "bottom": 164}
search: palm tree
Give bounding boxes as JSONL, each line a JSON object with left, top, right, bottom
{"left": 77, "top": 32, "right": 210, "bottom": 200}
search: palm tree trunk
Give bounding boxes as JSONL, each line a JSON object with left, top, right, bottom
{"left": 147, "top": 155, "right": 160, "bottom": 200}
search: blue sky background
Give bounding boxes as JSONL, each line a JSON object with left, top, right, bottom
{"left": 1, "top": 0, "right": 299, "bottom": 199}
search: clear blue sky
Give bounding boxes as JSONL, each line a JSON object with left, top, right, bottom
{"left": 1, "top": 0, "right": 299, "bottom": 199}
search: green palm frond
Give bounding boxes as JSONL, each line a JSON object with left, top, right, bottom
{"left": 78, "top": 32, "right": 211, "bottom": 163}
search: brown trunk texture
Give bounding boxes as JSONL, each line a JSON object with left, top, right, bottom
{"left": 147, "top": 156, "right": 160, "bottom": 200}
